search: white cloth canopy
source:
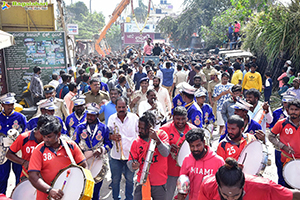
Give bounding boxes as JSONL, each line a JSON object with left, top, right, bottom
{"left": 0, "top": 30, "right": 15, "bottom": 49}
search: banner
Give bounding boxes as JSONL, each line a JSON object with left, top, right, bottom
{"left": 4, "top": 31, "right": 67, "bottom": 95}
{"left": 123, "top": 32, "right": 155, "bottom": 44}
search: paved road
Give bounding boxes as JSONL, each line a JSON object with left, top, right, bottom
{"left": 6, "top": 129, "right": 278, "bottom": 199}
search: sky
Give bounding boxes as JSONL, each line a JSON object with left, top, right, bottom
{"left": 63, "top": 0, "right": 186, "bottom": 22}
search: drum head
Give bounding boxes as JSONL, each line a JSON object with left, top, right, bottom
{"left": 177, "top": 141, "right": 191, "bottom": 167}
{"left": 238, "top": 140, "right": 263, "bottom": 175}
{"left": 87, "top": 156, "right": 103, "bottom": 178}
{"left": 283, "top": 160, "right": 300, "bottom": 189}
{"left": 51, "top": 166, "right": 85, "bottom": 200}
{"left": 11, "top": 179, "right": 36, "bottom": 200}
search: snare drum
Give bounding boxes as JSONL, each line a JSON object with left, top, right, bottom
{"left": 238, "top": 140, "right": 268, "bottom": 175}
{"left": 177, "top": 141, "right": 191, "bottom": 167}
{"left": 50, "top": 164, "right": 95, "bottom": 200}
{"left": 283, "top": 159, "right": 300, "bottom": 189}
{"left": 11, "top": 179, "right": 36, "bottom": 200}
{"left": 85, "top": 151, "right": 108, "bottom": 183}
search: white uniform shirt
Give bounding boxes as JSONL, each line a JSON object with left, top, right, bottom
{"left": 107, "top": 112, "right": 139, "bottom": 160}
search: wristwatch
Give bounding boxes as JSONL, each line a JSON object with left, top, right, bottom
{"left": 46, "top": 187, "right": 52, "bottom": 194}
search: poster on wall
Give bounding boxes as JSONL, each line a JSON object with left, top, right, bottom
{"left": 4, "top": 31, "right": 67, "bottom": 96}
{"left": 0, "top": 50, "right": 8, "bottom": 95}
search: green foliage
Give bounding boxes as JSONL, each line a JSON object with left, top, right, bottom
{"left": 106, "top": 24, "right": 122, "bottom": 51}
{"left": 66, "top": 1, "right": 89, "bottom": 22}
{"left": 75, "top": 12, "right": 105, "bottom": 39}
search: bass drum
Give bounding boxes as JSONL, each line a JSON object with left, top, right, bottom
{"left": 238, "top": 140, "right": 268, "bottom": 176}
{"left": 11, "top": 179, "right": 36, "bottom": 200}
{"left": 84, "top": 151, "right": 108, "bottom": 183}
{"left": 283, "top": 159, "right": 300, "bottom": 189}
{"left": 177, "top": 141, "right": 191, "bottom": 167}
{"left": 50, "top": 164, "right": 95, "bottom": 200}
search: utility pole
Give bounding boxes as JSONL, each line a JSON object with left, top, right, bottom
{"left": 56, "top": 0, "right": 72, "bottom": 66}
{"left": 90, "top": 0, "right": 92, "bottom": 13}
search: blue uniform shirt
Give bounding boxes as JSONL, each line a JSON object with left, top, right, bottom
{"left": 269, "top": 107, "right": 287, "bottom": 129}
{"left": 65, "top": 112, "right": 87, "bottom": 133}
{"left": 172, "top": 94, "right": 186, "bottom": 114}
{"left": 73, "top": 119, "right": 112, "bottom": 152}
{"left": 201, "top": 103, "right": 215, "bottom": 125}
{"left": 99, "top": 101, "right": 130, "bottom": 125}
{"left": 27, "top": 116, "right": 68, "bottom": 135}
{"left": 220, "top": 114, "right": 262, "bottom": 141}
{"left": 0, "top": 111, "right": 27, "bottom": 135}
{"left": 185, "top": 101, "right": 203, "bottom": 128}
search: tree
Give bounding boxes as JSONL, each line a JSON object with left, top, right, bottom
{"left": 66, "top": 1, "right": 89, "bottom": 22}
{"left": 75, "top": 12, "right": 105, "bottom": 39}
{"left": 106, "top": 24, "right": 122, "bottom": 51}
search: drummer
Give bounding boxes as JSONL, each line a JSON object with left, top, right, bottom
{"left": 269, "top": 91, "right": 296, "bottom": 186}
{"left": 6, "top": 115, "right": 47, "bottom": 179}
{"left": 65, "top": 94, "right": 87, "bottom": 138}
{"left": 195, "top": 90, "right": 215, "bottom": 126}
{"left": 269, "top": 99, "right": 300, "bottom": 188}
{"left": 198, "top": 157, "right": 300, "bottom": 200}
{"left": 159, "top": 106, "right": 196, "bottom": 200}
{"left": 73, "top": 102, "right": 112, "bottom": 200}
{"left": 219, "top": 98, "right": 265, "bottom": 142}
{"left": 28, "top": 115, "right": 87, "bottom": 200}
{"left": 178, "top": 128, "right": 224, "bottom": 200}
{"left": 217, "top": 115, "right": 256, "bottom": 161}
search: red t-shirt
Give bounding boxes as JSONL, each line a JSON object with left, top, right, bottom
{"left": 160, "top": 121, "right": 195, "bottom": 177}
{"left": 9, "top": 130, "right": 40, "bottom": 178}
{"left": 180, "top": 146, "right": 224, "bottom": 200}
{"left": 271, "top": 118, "right": 300, "bottom": 161}
{"left": 28, "top": 140, "right": 86, "bottom": 200}
{"left": 198, "top": 174, "right": 293, "bottom": 200}
{"left": 129, "top": 129, "right": 169, "bottom": 186}
{"left": 217, "top": 138, "right": 247, "bottom": 161}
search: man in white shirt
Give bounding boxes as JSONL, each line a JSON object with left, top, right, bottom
{"left": 171, "top": 64, "right": 188, "bottom": 96}
{"left": 107, "top": 97, "right": 139, "bottom": 200}
{"left": 48, "top": 74, "right": 60, "bottom": 89}
{"left": 245, "top": 88, "right": 273, "bottom": 133}
{"left": 152, "top": 76, "right": 172, "bottom": 118}
{"left": 138, "top": 89, "right": 165, "bottom": 130}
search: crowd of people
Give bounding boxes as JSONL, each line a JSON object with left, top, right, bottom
{"left": 1, "top": 40, "right": 300, "bottom": 200}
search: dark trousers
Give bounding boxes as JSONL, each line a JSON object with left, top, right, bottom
{"left": 133, "top": 184, "right": 167, "bottom": 200}
{"left": 0, "top": 160, "right": 22, "bottom": 194}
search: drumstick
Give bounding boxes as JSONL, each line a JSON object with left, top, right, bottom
{"left": 61, "top": 169, "right": 71, "bottom": 191}
{"left": 89, "top": 157, "right": 95, "bottom": 170}
{"left": 176, "top": 133, "right": 184, "bottom": 146}
{"left": 130, "top": 151, "right": 136, "bottom": 162}
{"left": 242, "top": 153, "right": 247, "bottom": 165}
{"left": 287, "top": 143, "right": 296, "bottom": 160}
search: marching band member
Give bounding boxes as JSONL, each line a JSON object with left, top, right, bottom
{"left": 217, "top": 115, "right": 256, "bottom": 161}
{"left": 160, "top": 106, "right": 195, "bottom": 200}
{"left": 127, "top": 111, "right": 170, "bottom": 200}
{"left": 27, "top": 98, "right": 68, "bottom": 135}
{"left": 195, "top": 90, "right": 215, "bottom": 126}
{"left": 198, "top": 158, "right": 300, "bottom": 200}
{"left": 269, "top": 99, "right": 300, "bottom": 188}
{"left": 179, "top": 82, "right": 203, "bottom": 128}
{"left": 28, "top": 115, "right": 87, "bottom": 200}
{"left": 0, "top": 93, "right": 27, "bottom": 194}
{"left": 245, "top": 88, "right": 273, "bottom": 133}
{"left": 107, "top": 97, "right": 139, "bottom": 200}
{"left": 6, "top": 115, "right": 47, "bottom": 179}
{"left": 65, "top": 94, "right": 87, "bottom": 138}
{"left": 269, "top": 91, "right": 296, "bottom": 186}
{"left": 33, "top": 85, "right": 69, "bottom": 121}
{"left": 171, "top": 83, "right": 186, "bottom": 114}
{"left": 178, "top": 128, "right": 224, "bottom": 200}
{"left": 73, "top": 102, "right": 112, "bottom": 200}
{"left": 219, "top": 98, "right": 264, "bottom": 142}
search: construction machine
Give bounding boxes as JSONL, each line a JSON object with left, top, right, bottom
{"left": 95, "top": 0, "right": 130, "bottom": 56}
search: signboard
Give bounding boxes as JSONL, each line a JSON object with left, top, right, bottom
{"left": 4, "top": 31, "right": 67, "bottom": 96}
{"left": 0, "top": 50, "right": 8, "bottom": 95}
{"left": 67, "top": 24, "right": 79, "bottom": 35}
{"left": 123, "top": 32, "right": 155, "bottom": 44}
{"left": 123, "top": 23, "right": 156, "bottom": 33}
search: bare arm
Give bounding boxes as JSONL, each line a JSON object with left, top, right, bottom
{"left": 6, "top": 149, "right": 28, "bottom": 170}
{"left": 292, "top": 190, "right": 300, "bottom": 200}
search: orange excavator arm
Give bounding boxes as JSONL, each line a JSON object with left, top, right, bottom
{"left": 95, "top": 0, "right": 130, "bottom": 56}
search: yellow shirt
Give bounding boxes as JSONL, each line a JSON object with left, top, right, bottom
{"left": 242, "top": 71, "right": 262, "bottom": 92}
{"left": 231, "top": 69, "right": 243, "bottom": 85}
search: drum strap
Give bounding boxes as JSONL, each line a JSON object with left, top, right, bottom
{"left": 61, "top": 139, "right": 76, "bottom": 165}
